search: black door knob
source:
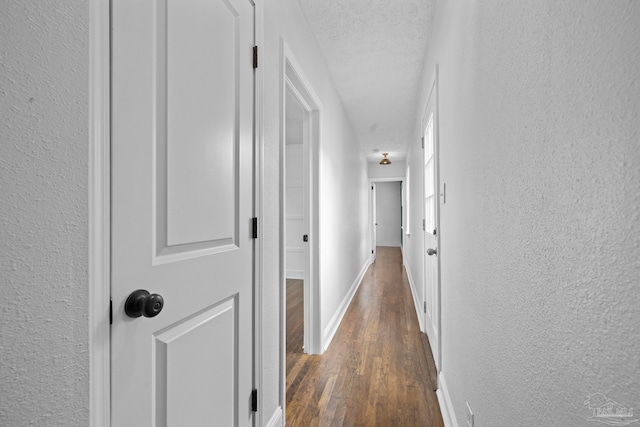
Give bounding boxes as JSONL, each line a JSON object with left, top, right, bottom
{"left": 125, "top": 289, "right": 164, "bottom": 318}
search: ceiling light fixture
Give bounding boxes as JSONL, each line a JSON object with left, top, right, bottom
{"left": 380, "top": 153, "right": 391, "bottom": 165}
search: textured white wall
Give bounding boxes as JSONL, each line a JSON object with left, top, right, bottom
{"left": 405, "top": 1, "right": 640, "bottom": 425}
{"left": 0, "top": 1, "right": 89, "bottom": 425}
{"left": 375, "top": 182, "right": 402, "bottom": 247}
{"left": 263, "top": 0, "right": 370, "bottom": 422}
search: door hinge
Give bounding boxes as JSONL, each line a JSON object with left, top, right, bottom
{"left": 251, "top": 389, "right": 258, "bottom": 412}
{"left": 110, "top": 298, "right": 113, "bottom": 325}
{"left": 433, "top": 228, "right": 437, "bottom": 236}
{"left": 423, "top": 301, "right": 427, "bottom": 313}
{"left": 253, "top": 46, "right": 258, "bottom": 69}
{"left": 303, "top": 234, "right": 309, "bottom": 242}
{"left": 421, "top": 136, "right": 424, "bottom": 149}
{"left": 252, "top": 217, "right": 258, "bottom": 239}
{"left": 422, "top": 219, "right": 425, "bottom": 231}
{"left": 372, "top": 250, "right": 374, "bottom": 254}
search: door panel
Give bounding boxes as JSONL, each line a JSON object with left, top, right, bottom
{"left": 423, "top": 85, "right": 441, "bottom": 371}
{"left": 164, "top": 0, "right": 238, "bottom": 247}
{"left": 111, "top": 0, "right": 254, "bottom": 425}
{"left": 154, "top": 297, "right": 236, "bottom": 426}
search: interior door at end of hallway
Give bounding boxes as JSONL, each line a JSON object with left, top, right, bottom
{"left": 110, "top": 0, "right": 255, "bottom": 425}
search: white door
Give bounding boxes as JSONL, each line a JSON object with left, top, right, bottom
{"left": 423, "top": 83, "right": 441, "bottom": 371}
{"left": 111, "top": 0, "right": 255, "bottom": 425}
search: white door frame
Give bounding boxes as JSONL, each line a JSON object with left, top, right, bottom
{"left": 88, "top": 1, "right": 264, "bottom": 424}
{"left": 369, "top": 177, "right": 405, "bottom": 261}
{"left": 279, "top": 39, "right": 323, "bottom": 417}
{"left": 253, "top": 0, "right": 265, "bottom": 422}
{"left": 283, "top": 80, "right": 313, "bottom": 345}
{"left": 282, "top": 44, "right": 322, "bottom": 355}
{"left": 88, "top": 0, "right": 111, "bottom": 424}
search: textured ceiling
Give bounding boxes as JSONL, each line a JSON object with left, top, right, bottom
{"left": 297, "top": 0, "right": 436, "bottom": 162}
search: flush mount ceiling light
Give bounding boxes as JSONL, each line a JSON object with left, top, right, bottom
{"left": 379, "top": 152, "right": 391, "bottom": 165}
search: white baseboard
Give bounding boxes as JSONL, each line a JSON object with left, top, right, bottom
{"left": 265, "top": 406, "right": 283, "bottom": 427}
{"left": 286, "top": 270, "right": 304, "bottom": 280}
{"left": 404, "top": 265, "right": 424, "bottom": 332}
{"left": 376, "top": 242, "right": 401, "bottom": 247}
{"left": 323, "top": 259, "right": 371, "bottom": 351}
{"left": 436, "top": 372, "right": 459, "bottom": 427}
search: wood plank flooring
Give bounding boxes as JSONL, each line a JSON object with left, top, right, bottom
{"left": 286, "top": 279, "right": 304, "bottom": 354}
{"left": 285, "top": 247, "right": 444, "bottom": 426}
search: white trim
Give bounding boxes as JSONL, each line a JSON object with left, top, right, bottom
{"left": 370, "top": 176, "right": 405, "bottom": 182}
{"left": 281, "top": 42, "right": 323, "bottom": 348}
{"left": 280, "top": 41, "right": 324, "bottom": 424}
{"left": 286, "top": 270, "right": 305, "bottom": 280}
{"left": 278, "top": 36, "right": 287, "bottom": 425}
{"left": 404, "top": 264, "right": 424, "bottom": 332}
{"left": 436, "top": 372, "right": 459, "bottom": 427}
{"left": 88, "top": 0, "right": 110, "bottom": 425}
{"left": 254, "top": 0, "right": 265, "bottom": 424}
{"left": 265, "top": 406, "right": 284, "bottom": 427}
{"left": 376, "top": 242, "right": 402, "bottom": 248}
{"left": 322, "top": 259, "right": 371, "bottom": 351}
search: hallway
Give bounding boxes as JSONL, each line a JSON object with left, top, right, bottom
{"left": 286, "top": 247, "right": 443, "bottom": 426}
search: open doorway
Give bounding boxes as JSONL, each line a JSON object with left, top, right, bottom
{"left": 374, "top": 181, "right": 403, "bottom": 248}
{"left": 281, "top": 52, "right": 323, "bottom": 417}
{"left": 285, "top": 88, "right": 306, "bottom": 359}
{"left": 370, "top": 177, "right": 405, "bottom": 262}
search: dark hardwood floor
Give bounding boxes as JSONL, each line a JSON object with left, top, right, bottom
{"left": 286, "top": 279, "right": 304, "bottom": 354}
{"left": 285, "top": 246, "right": 444, "bottom": 426}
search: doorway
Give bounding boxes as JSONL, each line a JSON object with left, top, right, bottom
{"left": 369, "top": 177, "right": 405, "bottom": 263}
{"left": 282, "top": 59, "right": 320, "bottom": 354}
{"left": 374, "top": 181, "right": 403, "bottom": 248}
{"left": 281, "top": 50, "right": 323, "bottom": 418}
{"left": 285, "top": 88, "right": 307, "bottom": 360}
